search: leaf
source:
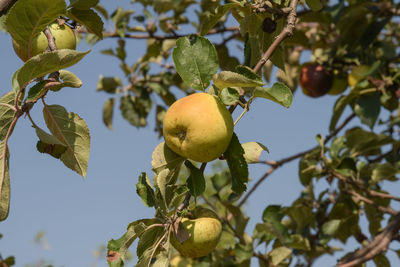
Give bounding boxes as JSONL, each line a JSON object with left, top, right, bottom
{"left": 69, "top": 0, "right": 99, "bottom": 10}
{"left": 12, "top": 49, "right": 90, "bottom": 93}
{"left": 0, "top": 141, "right": 10, "bottom": 221}
{"left": 185, "top": 160, "right": 205, "bottom": 197}
{"left": 136, "top": 226, "right": 165, "bottom": 265}
{"left": 224, "top": 133, "right": 248, "bottom": 194}
{"left": 242, "top": 142, "right": 269, "bottom": 163}
{"left": 269, "top": 247, "right": 292, "bottom": 265}
{"left": 58, "top": 70, "right": 83, "bottom": 88}
{"left": 35, "top": 126, "right": 67, "bottom": 159}
{"left": 97, "top": 76, "right": 122, "bottom": 94}
{"left": 322, "top": 219, "right": 341, "bottom": 235}
{"left": 329, "top": 93, "right": 357, "bottom": 131}
{"left": 371, "top": 163, "right": 397, "bottom": 184}
{"left": 103, "top": 98, "right": 114, "bottom": 130}
{"left": 151, "top": 142, "right": 184, "bottom": 175}
{"left": 67, "top": 8, "right": 104, "bottom": 39}
{"left": 253, "top": 82, "right": 293, "bottom": 108}
{"left": 42, "top": 104, "right": 90, "bottom": 177}
{"left": 107, "top": 220, "right": 156, "bottom": 267}
{"left": 172, "top": 35, "right": 219, "bottom": 91}
{"left": 0, "top": 91, "right": 16, "bottom": 141}
{"left": 6, "top": 0, "right": 66, "bottom": 50}
{"left": 199, "top": 3, "right": 239, "bottom": 36}
{"left": 213, "top": 71, "right": 264, "bottom": 89}
{"left": 305, "top": 0, "right": 323, "bottom": 11}
{"left": 235, "top": 65, "right": 263, "bottom": 83}
{"left": 353, "top": 92, "right": 380, "bottom": 129}
{"left": 287, "top": 234, "right": 311, "bottom": 251}
{"left": 26, "top": 81, "right": 48, "bottom": 103}
{"left": 119, "top": 95, "right": 151, "bottom": 127}
{"left": 136, "top": 172, "right": 156, "bottom": 207}
{"left": 220, "top": 87, "right": 239, "bottom": 105}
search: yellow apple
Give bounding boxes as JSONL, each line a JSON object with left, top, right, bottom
{"left": 12, "top": 22, "right": 76, "bottom": 61}
{"left": 170, "top": 255, "right": 193, "bottom": 267}
{"left": 348, "top": 65, "right": 370, "bottom": 87}
{"left": 170, "top": 207, "right": 222, "bottom": 258}
{"left": 163, "top": 92, "right": 234, "bottom": 162}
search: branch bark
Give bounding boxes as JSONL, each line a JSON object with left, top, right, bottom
{"left": 336, "top": 212, "right": 400, "bottom": 267}
{"left": 0, "top": 0, "right": 17, "bottom": 16}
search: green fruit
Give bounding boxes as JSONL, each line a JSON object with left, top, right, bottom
{"left": 12, "top": 22, "right": 76, "bottom": 61}
{"left": 170, "top": 207, "right": 222, "bottom": 258}
{"left": 163, "top": 93, "right": 234, "bottom": 162}
{"left": 348, "top": 65, "right": 370, "bottom": 87}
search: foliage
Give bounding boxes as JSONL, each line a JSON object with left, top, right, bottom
{"left": 1, "top": 0, "right": 400, "bottom": 266}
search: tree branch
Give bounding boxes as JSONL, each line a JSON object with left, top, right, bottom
{"left": 238, "top": 112, "right": 356, "bottom": 207}
{"left": 336, "top": 212, "right": 400, "bottom": 267}
{"left": 253, "top": 0, "right": 299, "bottom": 73}
{"left": 0, "top": 0, "right": 17, "bottom": 16}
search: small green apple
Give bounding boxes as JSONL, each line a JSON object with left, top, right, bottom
{"left": 170, "top": 207, "right": 222, "bottom": 258}
{"left": 12, "top": 21, "right": 76, "bottom": 61}
{"left": 163, "top": 92, "right": 234, "bottom": 162}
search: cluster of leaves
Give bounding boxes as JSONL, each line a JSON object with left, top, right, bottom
{"left": 0, "top": 0, "right": 106, "bottom": 221}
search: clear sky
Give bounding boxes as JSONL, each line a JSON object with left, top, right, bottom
{"left": 1, "top": 1, "right": 399, "bottom": 267}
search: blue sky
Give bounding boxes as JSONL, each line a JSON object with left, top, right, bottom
{"left": 1, "top": 1, "right": 399, "bottom": 266}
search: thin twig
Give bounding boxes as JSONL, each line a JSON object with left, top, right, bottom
{"left": 336, "top": 212, "right": 400, "bottom": 267}
{"left": 346, "top": 189, "right": 397, "bottom": 216}
{"left": 238, "top": 112, "right": 356, "bottom": 207}
{"left": 253, "top": 0, "right": 299, "bottom": 73}
{"left": 78, "top": 26, "right": 239, "bottom": 40}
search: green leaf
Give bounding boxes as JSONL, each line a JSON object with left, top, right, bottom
{"left": 6, "top": 0, "right": 66, "bottom": 50}
{"left": 26, "top": 81, "right": 47, "bottom": 103}
{"left": 172, "top": 35, "right": 219, "bottom": 91}
{"left": 213, "top": 71, "right": 264, "bottom": 89}
{"left": 305, "top": 0, "right": 323, "bottom": 11}
{"left": 103, "top": 98, "right": 114, "bottom": 130}
{"left": 269, "top": 246, "right": 292, "bottom": 265}
{"left": 151, "top": 142, "right": 184, "bottom": 175}
{"left": 329, "top": 93, "right": 357, "bottom": 131}
{"left": 371, "top": 163, "right": 397, "bottom": 184}
{"left": 58, "top": 70, "right": 83, "bottom": 88}
{"left": 69, "top": 0, "right": 99, "bottom": 10}
{"left": 136, "top": 172, "right": 156, "bottom": 207}
{"left": 242, "top": 142, "right": 269, "bottom": 164}
{"left": 224, "top": 133, "right": 248, "bottom": 194}
{"left": 107, "top": 220, "right": 156, "bottom": 267}
{"left": 119, "top": 95, "right": 151, "bottom": 127}
{"left": 35, "top": 126, "right": 67, "bottom": 159}
{"left": 185, "top": 160, "right": 205, "bottom": 197}
{"left": 322, "top": 219, "right": 341, "bottom": 235}
{"left": 353, "top": 92, "right": 380, "bottom": 129}
{"left": 220, "top": 87, "right": 239, "bottom": 105}
{"left": 253, "top": 82, "right": 293, "bottom": 108}
{"left": 287, "top": 234, "right": 311, "bottom": 251}
{"left": 199, "top": 3, "right": 239, "bottom": 36}
{"left": 235, "top": 65, "right": 263, "bottom": 83}
{"left": 12, "top": 49, "right": 90, "bottom": 93}
{"left": 136, "top": 226, "right": 165, "bottom": 265}
{"left": 97, "top": 76, "right": 122, "bottom": 94}
{"left": 67, "top": 8, "right": 103, "bottom": 39}
{"left": 42, "top": 104, "right": 90, "bottom": 177}
{"left": 0, "top": 141, "right": 10, "bottom": 221}
{"left": 0, "top": 91, "right": 16, "bottom": 141}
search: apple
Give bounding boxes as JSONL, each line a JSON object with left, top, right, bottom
{"left": 170, "top": 255, "right": 192, "bottom": 267}
{"left": 163, "top": 92, "right": 234, "bottom": 162}
{"left": 328, "top": 72, "right": 348, "bottom": 95}
{"left": 348, "top": 65, "right": 370, "bottom": 87}
{"left": 170, "top": 207, "right": 222, "bottom": 258}
{"left": 299, "top": 63, "right": 333, "bottom": 98}
{"left": 12, "top": 21, "right": 76, "bottom": 61}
